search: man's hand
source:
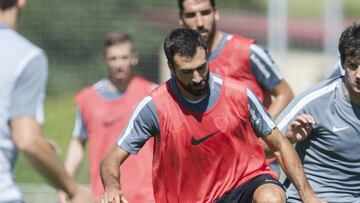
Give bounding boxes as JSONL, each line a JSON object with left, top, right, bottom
{"left": 58, "top": 190, "right": 69, "bottom": 203}
{"left": 101, "top": 185, "right": 128, "bottom": 203}
{"left": 285, "top": 114, "right": 315, "bottom": 143}
{"left": 70, "top": 185, "right": 96, "bottom": 203}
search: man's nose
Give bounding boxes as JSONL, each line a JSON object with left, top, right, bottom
{"left": 196, "top": 13, "right": 204, "bottom": 28}
{"left": 355, "top": 65, "right": 360, "bottom": 79}
{"left": 192, "top": 70, "right": 203, "bottom": 83}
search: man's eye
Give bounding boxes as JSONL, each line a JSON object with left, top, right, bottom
{"left": 184, "top": 12, "right": 196, "bottom": 18}
{"left": 200, "top": 9, "right": 212, "bottom": 16}
{"left": 182, "top": 70, "right": 193, "bottom": 75}
{"left": 198, "top": 65, "right": 207, "bottom": 73}
{"left": 347, "top": 62, "right": 359, "bottom": 69}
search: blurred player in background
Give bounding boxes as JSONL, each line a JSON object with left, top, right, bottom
{"left": 0, "top": 0, "right": 95, "bottom": 202}
{"left": 59, "top": 32, "right": 155, "bottom": 203}
{"left": 100, "top": 28, "right": 324, "bottom": 203}
{"left": 276, "top": 23, "right": 360, "bottom": 202}
{"left": 177, "top": 0, "right": 293, "bottom": 119}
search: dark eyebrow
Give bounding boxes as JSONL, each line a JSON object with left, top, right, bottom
{"left": 179, "top": 62, "right": 207, "bottom": 73}
{"left": 196, "top": 62, "right": 207, "bottom": 70}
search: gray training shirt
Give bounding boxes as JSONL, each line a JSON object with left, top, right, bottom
{"left": 0, "top": 22, "right": 48, "bottom": 202}
{"left": 117, "top": 73, "right": 276, "bottom": 155}
{"left": 276, "top": 76, "right": 360, "bottom": 203}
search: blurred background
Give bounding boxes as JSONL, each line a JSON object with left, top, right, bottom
{"left": 15, "top": 0, "right": 358, "bottom": 202}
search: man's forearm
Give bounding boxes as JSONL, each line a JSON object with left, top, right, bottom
{"left": 64, "top": 139, "right": 85, "bottom": 177}
{"left": 269, "top": 80, "right": 294, "bottom": 119}
{"left": 100, "top": 156, "right": 121, "bottom": 190}
{"left": 268, "top": 94, "right": 291, "bottom": 119}
{"left": 12, "top": 117, "right": 78, "bottom": 198}
{"left": 275, "top": 139, "right": 314, "bottom": 200}
{"left": 100, "top": 146, "right": 129, "bottom": 191}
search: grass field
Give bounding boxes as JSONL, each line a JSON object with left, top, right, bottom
{"left": 15, "top": 94, "right": 90, "bottom": 184}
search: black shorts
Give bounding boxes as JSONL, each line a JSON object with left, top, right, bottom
{"left": 215, "top": 174, "right": 285, "bottom": 203}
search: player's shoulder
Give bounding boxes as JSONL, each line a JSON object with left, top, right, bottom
{"left": 298, "top": 76, "right": 341, "bottom": 100}
{"left": 1, "top": 27, "right": 43, "bottom": 57}
{"left": 284, "top": 76, "right": 341, "bottom": 112}
{"left": 219, "top": 75, "right": 248, "bottom": 95}
{"left": 149, "top": 80, "right": 168, "bottom": 97}
{"left": 230, "top": 33, "right": 256, "bottom": 44}
{"left": 133, "top": 75, "right": 155, "bottom": 88}
{"left": 76, "top": 80, "right": 103, "bottom": 97}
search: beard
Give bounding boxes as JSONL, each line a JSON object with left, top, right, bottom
{"left": 197, "top": 22, "right": 216, "bottom": 49}
{"left": 176, "top": 72, "right": 210, "bottom": 97}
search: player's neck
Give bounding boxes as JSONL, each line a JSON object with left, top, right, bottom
{"left": 0, "top": 8, "right": 18, "bottom": 29}
{"left": 107, "top": 75, "right": 133, "bottom": 93}
{"left": 209, "top": 31, "right": 223, "bottom": 53}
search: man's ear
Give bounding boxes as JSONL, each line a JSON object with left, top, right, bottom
{"left": 214, "top": 8, "right": 219, "bottom": 22}
{"left": 131, "top": 52, "right": 139, "bottom": 66}
{"left": 17, "top": 0, "right": 26, "bottom": 8}
{"left": 179, "top": 17, "right": 184, "bottom": 26}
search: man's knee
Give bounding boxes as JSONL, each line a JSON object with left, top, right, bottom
{"left": 252, "top": 183, "right": 286, "bottom": 203}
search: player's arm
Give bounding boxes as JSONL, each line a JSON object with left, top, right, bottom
{"left": 247, "top": 89, "right": 325, "bottom": 202}
{"left": 100, "top": 96, "right": 159, "bottom": 203}
{"left": 11, "top": 117, "right": 83, "bottom": 197}
{"left": 64, "top": 108, "right": 88, "bottom": 177}
{"left": 58, "top": 108, "right": 88, "bottom": 203}
{"left": 262, "top": 129, "right": 325, "bottom": 203}
{"left": 101, "top": 145, "right": 130, "bottom": 203}
{"left": 268, "top": 80, "right": 293, "bottom": 118}
{"left": 249, "top": 44, "right": 294, "bottom": 118}
{"left": 10, "top": 51, "right": 95, "bottom": 203}
{"left": 59, "top": 139, "right": 86, "bottom": 203}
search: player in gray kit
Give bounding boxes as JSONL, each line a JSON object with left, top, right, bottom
{"left": 0, "top": 0, "right": 95, "bottom": 202}
{"left": 276, "top": 23, "right": 360, "bottom": 202}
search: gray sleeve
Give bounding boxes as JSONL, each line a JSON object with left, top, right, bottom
{"left": 249, "top": 44, "right": 283, "bottom": 91}
{"left": 117, "top": 96, "right": 159, "bottom": 154}
{"left": 9, "top": 50, "right": 48, "bottom": 124}
{"left": 247, "top": 88, "right": 276, "bottom": 137}
{"left": 72, "top": 107, "right": 88, "bottom": 141}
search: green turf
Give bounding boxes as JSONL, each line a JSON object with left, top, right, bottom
{"left": 14, "top": 94, "right": 90, "bottom": 184}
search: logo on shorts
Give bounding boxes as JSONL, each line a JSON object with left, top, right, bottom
{"left": 191, "top": 130, "right": 221, "bottom": 145}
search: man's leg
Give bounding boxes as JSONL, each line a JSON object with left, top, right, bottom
{"left": 253, "top": 183, "right": 286, "bottom": 203}
{"left": 215, "top": 174, "right": 286, "bottom": 203}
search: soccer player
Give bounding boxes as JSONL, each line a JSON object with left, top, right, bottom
{"left": 177, "top": 0, "right": 294, "bottom": 119}
{"left": 58, "top": 32, "right": 155, "bottom": 203}
{"left": 100, "top": 28, "right": 324, "bottom": 203}
{"left": 0, "top": 0, "right": 95, "bottom": 202}
{"left": 276, "top": 23, "right": 360, "bottom": 202}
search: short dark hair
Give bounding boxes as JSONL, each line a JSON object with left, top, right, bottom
{"left": 0, "top": 0, "right": 17, "bottom": 10}
{"left": 339, "top": 23, "right": 360, "bottom": 66}
{"left": 103, "top": 32, "right": 133, "bottom": 55}
{"left": 164, "top": 28, "right": 208, "bottom": 67}
{"left": 178, "top": 0, "right": 215, "bottom": 15}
